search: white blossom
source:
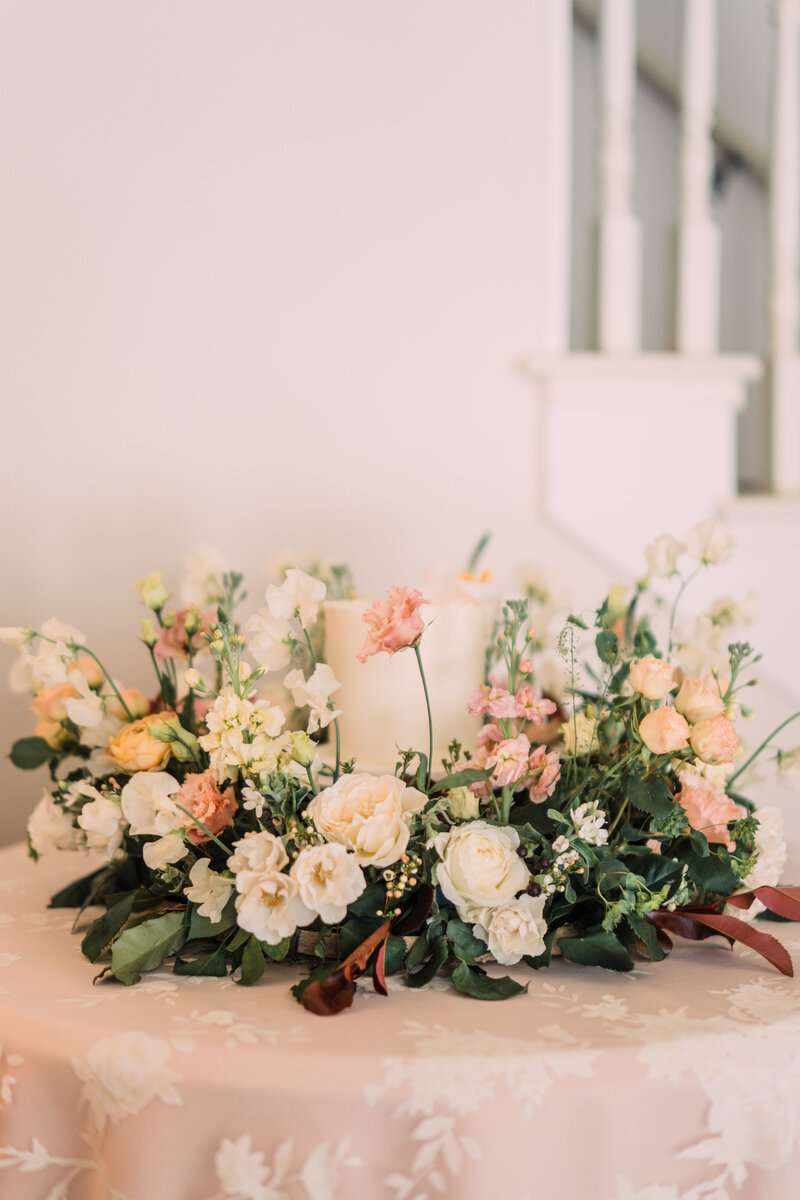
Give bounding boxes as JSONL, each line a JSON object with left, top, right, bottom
{"left": 63, "top": 671, "right": 105, "bottom": 729}
{"left": 235, "top": 872, "right": 313, "bottom": 945}
{"left": 290, "top": 843, "right": 366, "bottom": 924}
{"left": 75, "top": 785, "right": 127, "bottom": 858}
{"left": 199, "top": 687, "right": 288, "bottom": 782}
{"left": 572, "top": 801, "right": 608, "bottom": 846}
{"left": 472, "top": 893, "right": 548, "bottom": 965}
{"left": 185, "top": 859, "right": 234, "bottom": 924}
{"left": 27, "top": 792, "right": 80, "bottom": 854}
{"left": 686, "top": 519, "right": 735, "bottom": 566}
{"left": 742, "top": 807, "right": 788, "bottom": 892}
{"left": 0, "top": 626, "right": 29, "bottom": 647}
{"left": 266, "top": 568, "right": 326, "bottom": 629}
{"left": 644, "top": 534, "right": 685, "bottom": 577}
{"left": 143, "top": 832, "right": 188, "bottom": 870}
{"left": 228, "top": 831, "right": 289, "bottom": 892}
{"left": 120, "top": 771, "right": 181, "bottom": 837}
{"left": 245, "top": 608, "right": 294, "bottom": 672}
{"left": 283, "top": 663, "right": 341, "bottom": 733}
{"left": 778, "top": 746, "right": 800, "bottom": 789}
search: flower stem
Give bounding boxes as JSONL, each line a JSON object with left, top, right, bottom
{"left": 172, "top": 802, "right": 231, "bottom": 854}
{"left": 413, "top": 643, "right": 433, "bottom": 791}
{"left": 67, "top": 642, "right": 135, "bottom": 721}
{"left": 305, "top": 764, "right": 317, "bottom": 794}
{"left": 726, "top": 710, "right": 800, "bottom": 787}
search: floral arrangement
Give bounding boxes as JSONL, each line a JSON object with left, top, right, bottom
{"left": 3, "top": 523, "right": 800, "bottom": 1016}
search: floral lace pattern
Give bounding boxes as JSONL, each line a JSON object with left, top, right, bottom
{"left": 2, "top": 843, "right": 800, "bottom": 1199}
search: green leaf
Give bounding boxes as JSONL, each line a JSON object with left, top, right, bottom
{"left": 633, "top": 619, "right": 657, "bottom": 656}
{"left": 405, "top": 935, "right": 448, "bottom": 988}
{"left": 430, "top": 767, "right": 492, "bottom": 795}
{"left": 609, "top": 661, "right": 631, "bottom": 694}
{"left": 567, "top": 613, "right": 589, "bottom": 630}
{"left": 446, "top": 919, "right": 488, "bottom": 963}
{"left": 173, "top": 945, "right": 229, "bottom": 976}
{"left": 524, "top": 925, "right": 560, "bottom": 970}
{"left": 237, "top": 935, "right": 266, "bottom": 985}
{"left": 261, "top": 937, "right": 291, "bottom": 961}
{"left": 451, "top": 961, "right": 527, "bottom": 1000}
{"left": 49, "top": 866, "right": 108, "bottom": 909}
{"left": 111, "top": 911, "right": 186, "bottom": 985}
{"left": 595, "top": 630, "right": 619, "bottom": 665}
{"left": 558, "top": 928, "right": 635, "bottom": 971}
{"left": 345, "top": 883, "right": 385, "bottom": 921}
{"left": 81, "top": 892, "right": 138, "bottom": 963}
{"left": 628, "top": 914, "right": 668, "bottom": 962}
{"left": 626, "top": 775, "right": 673, "bottom": 818}
{"left": 10, "top": 736, "right": 53, "bottom": 770}
{"left": 187, "top": 895, "right": 236, "bottom": 940}
{"left": 384, "top": 934, "right": 407, "bottom": 975}
{"left": 686, "top": 849, "right": 739, "bottom": 896}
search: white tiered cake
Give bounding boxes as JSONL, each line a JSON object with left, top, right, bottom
{"left": 323, "top": 598, "right": 487, "bottom": 770}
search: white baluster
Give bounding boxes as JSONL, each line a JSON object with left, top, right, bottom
{"left": 597, "top": 0, "right": 641, "bottom": 352}
{"left": 677, "top": 0, "right": 720, "bottom": 353}
{"left": 770, "top": 0, "right": 800, "bottom": 491}
{"left": 530, "top": 0, "right": 572, "bottom": 354}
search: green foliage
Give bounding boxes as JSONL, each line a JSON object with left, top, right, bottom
{"left": 626, "top": 774, "right": 674, "bottom": 818}
{"left": 237, "top": 935, "right": 266, "bottom": 985}
{"left": 187, "top": 896, "right": 236, "bottom": 940}
{"left": 686, "top": 848, "right": 739, "bottom": 896}
{"left": 111, "top": 911, "right": 186, "bottom": 985}
{"left": 558, "top": 928, "right": 634, "bottom": 972}
{"left": 595, "top": 630, "right": 619, "bottom": 665}
{"left": 173, "top": 945, "right": 229, "bottom": 976}
{"left": 446, "top": 919, "right": 487, "bottom": 963}
{"left": 81, "top": 892, "right": 139, "bottom": 963}
{"left": 10, "top": 737, "right": 53, "bottom": 770}
{"left": 451, "top": 962, "right": 527, "bottom": 1000}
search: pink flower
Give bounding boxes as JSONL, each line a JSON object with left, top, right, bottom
{"left": 357, "top": 587, "right": 428, "bottom": 663}
{"left": 690, "top": 714, "right": 738, "bottom": 765}
{"left": 674, "top": 675, "right": 725, "bottom": 724}
{"left": 639, "top": 707, "right": 691, "bottom": 755}
{"left": 677, "top": 768, "right": 743, "bottom": 850}
{"left": 519, "top": 658, "right": 533, "bottom": 675}
{"left": 487, "top": 734, "right": 531, "bottom": 789}
{"left": 515, "top": 686, "right": 557, "bottom": 725}
{"left": 525, "top": 744, "right": 561, "bottom": 802}
{"left": 174, "top": 770, "right": 238, "bottom": 845}
{"left": 154, "top": 608, "right": 217, "bottom": 662}
{"left": 629, "top": 656, "right": 676, "bottom": 701}
{"left": 467, "top": 675, "right": 519, "bottom": 719}
{"left": 476, "top": 721, "right": 503, "bottom": 750}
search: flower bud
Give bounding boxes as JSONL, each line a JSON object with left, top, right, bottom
{"left": 184, "top": 668, "right": 202, "bottom": 690}
{"left": 140, "top": 619, "right": 157, "bottom": 649}
{"left": 290, "top": 731, "right": 317, "bottom": 768}
{"left": 445, "top": 786, "right": 480, "bottom": 821}
{"left": 183, "top": 606, "right": 202, "bottom": 637}
{"left": 134, "top": 572, "right": 169, "bottom": 612}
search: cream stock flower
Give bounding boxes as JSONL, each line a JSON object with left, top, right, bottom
{"left": 290, "top": 843, "right": 366, "bottom": 924}
{"left": 308, "top": 774, "right": 426, "bottom": 868}
{"left": 433, "top": 820, "right": 530, "bottom": 918}
{"left": 673, "top": 675, "right": 725, "bottom": 724}
{"left": 235, "top": 872, "right": 313, "bottom": 945}
{"left": 472, "top": 893, "right": 547, "bottom": 965}
{"left": 629, "top": 657, "right": 676, "bottom": 700}
{"left": 266, "top": 568, "right": 326, "bottom": 629}
{"left": 185, "top": 859, "right": 234, "bottom": 924}
{"left": 645, "top": 534, "right": 685, "bottom": 577}
{"left": 561, "top": 712, "right": 598, "bottom": 757}
{"left": 283, "top": 663, "right": 341, "bottom": 733}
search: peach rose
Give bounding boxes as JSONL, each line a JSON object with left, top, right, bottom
{"left": 629, "top": 656, "right": 676, "bottom": 701}
{"left": 30, "top": 682, "right": 77, "bottom": 723}
{"left": 677, "top": 768, "right": 743, "bottom": 850}
{"left": 110, "top": 687, "right": 151, "bottom": 721}
{"left": 690, "top": 714, "right": 738, "bottom": 765}
{"left": 174, "top": 770, "right": 237, "bottom": 844}
{"left": 357, "top": 586, "right": 428, "bottom": 662}
{"left": 639, "top": 707, "right": 691, "bottom": 755}
{"left": 106, "top": 712, "right": 173, "bottom": 773}
{"left": 673, "top": 675, "right": 725, "bottom": 724}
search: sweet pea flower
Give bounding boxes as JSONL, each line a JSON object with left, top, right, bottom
{"left": 686, "top": 520, "right": 735, "bottom": 566}
{"left": 283, "top": 663, "right": 341, "bottom": 733}
{"left": 266, "top": 568, "right": 326, "bottom": 630}
{"left": 645, "top": 534, "right": 685, "bottom": 577}
{"left": 357, "top": 586, "right": 428, "bottom": 662}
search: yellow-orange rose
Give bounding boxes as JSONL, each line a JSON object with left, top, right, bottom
{"left": 106, "top": 712, "right": 173, "bottom": 773}
{"left": 110, "top": 687, "right": 151, "bottom": 721}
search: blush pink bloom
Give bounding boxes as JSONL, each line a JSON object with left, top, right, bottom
{"left": 525, "top": 744, "right": 561, "bottom": 803}
{"left": 689, "top": 714, "right": 739, "bottom": 765}
{"left": 519, "top": 658, "right": 533, "bottom": 675}
{"left": 174, "top": 770, "right": 238, "bottom": 845}
{"left": 357, "top": 587, "right": 428, "bottom": 663}
{"left": 487, "top": 734, "right": 531, "bottom": 789}
{"left": 476, "top": 721, "right": 503, "bottom": 750}
{"left": 515, "top": 686, "right": 557, "bottom": 726}
{"left": 674, "top": 675, "right": 725, "bottom": 724}
{"left": 629, "top": 656, "right": 677, "bottom": 701}
{"left": 154, "top": 608, "right": 217, "bottom": 663}
{"left": 639, "top": 707, "right": 691, "bottom": 755}
{"left": 467, "top": 675, "right": 519, "bottom": 719}
{"left": 677, "top": 768, "right": 743, "bottom": 850}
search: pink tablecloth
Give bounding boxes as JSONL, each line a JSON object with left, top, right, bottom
{"left": 2, "top": 841, "right": 800, "bottom": 1200}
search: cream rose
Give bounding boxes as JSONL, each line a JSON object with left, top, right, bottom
{"left": 473, "top": 894, "right": 548, "bottom": 965}
{"left": 433, "top": 820, "right": 530, "bottom": 918}
{"left": 235, "top": 872, "right": 314, "bottom": 945}
{"left": 27, "top": 792, "right": 80, "bottom": 855}
{"left": 629, "top": 657, "right": 676, "bottom": 700}
{"left": 228, "top": 831, "right": 290, "bottom": 892}
{"left": 674, "top": 675, "right": 725, "bottom": 724}
{"left": 106, "top": 712, "right": 173, "bottom": 773}
{"left": 690, "top": 714, "right": 738, "bottom": 764}
{"left": 290, "top": 843, "right": 366, "bottom": 924}
{"left": 639, "top": 707, "right": 691, "bottom": 755}
{"left": 307, "top": 773, "right": 427, "bottom": 868}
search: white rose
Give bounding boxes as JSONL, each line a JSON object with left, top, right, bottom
{"left": 235, "top": 872, "right": 314, "bottom": 945}
{"left": 433, "top": 820, "right": 530, "bottom": 918}
{"left": 228, "top": 831, "right": 289, "bottom": 892}
{"left": 185, "top": 859, "right": 234, "bottom": 924}
{"left": 75, "top": 785, "right": 127, "bottom": 859}
{"left": 120, "top": 771, "right": 181, "bottom": 837}
{"left": 307, "top": 774, "right": 427, "bottom": 868}
{"left": 72, "top": 1031, "right": 181, "bottom": 1129}
{"left": 290, "top": 843, "right": 366, "bottom": 924}
{"left": 645, "top": 534, "right": 685, "bottom": 577}
{"left": 27, "top": 791, "right": 80, "bottom": 854}
{"left": 686, "top": 519, "right": 735, "bottom": 566}
{"left": 473, "top": 893, "right": 547, "bottom": 965}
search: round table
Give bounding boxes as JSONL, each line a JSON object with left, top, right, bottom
{"left": 2, "top": 843, "right": 800, "bottom": 1200}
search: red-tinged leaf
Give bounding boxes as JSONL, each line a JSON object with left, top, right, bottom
{"left": 301, "top": 919, "right": 391, "bottom": 1016}
{"left": 646, "top": 910, "right": 733, "bottom": 946}
{"left": 391, "top": 884, "right": 434, "bottom": 937}
{"left": 753, "top": 886, "right": 800, "bottom": 921}
{"left": 724, "top": 892, "right": 754, "bottom": 911}
{"left": 688, "top": 912, "right": 793, "bottom": 977}
{"left": 373, "top": 941, "right": 388, "bottom": 996}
